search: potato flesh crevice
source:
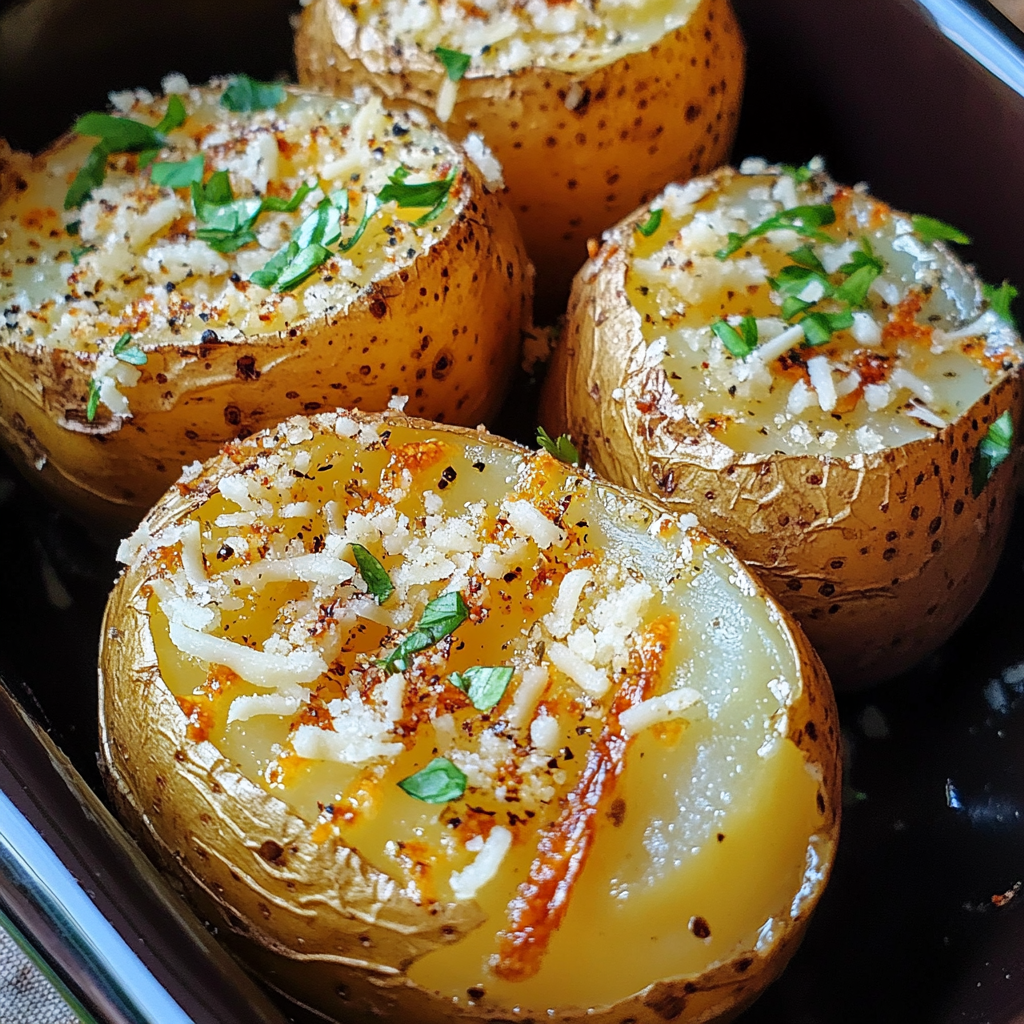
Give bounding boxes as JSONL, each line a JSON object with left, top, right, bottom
{"left": 131, "top": 415, "right": 825, "bottom": 1010}
{"left": 627, "top": 165, "right": 1024, "bottom": 458}
{"left": 0, "top": 79, "right": 462, "bottom": 365}
{"left": 352, "top": 0, "right": 701, "bottom": 75}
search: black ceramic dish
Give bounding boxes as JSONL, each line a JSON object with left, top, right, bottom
{"left": 2, "top": 1, "right": 1024, "bottom": 1021}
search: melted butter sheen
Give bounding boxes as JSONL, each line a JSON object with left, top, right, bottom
{"left": 146, "top": 420, "right": 825, "bottom": 1011}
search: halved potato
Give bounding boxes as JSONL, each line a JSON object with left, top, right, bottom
{"left": 295, "top": 0, "right": 744, "bottom": 313}
{"left": 100, "top": 409, "right": 839, "bottom": 1024}
{"left": 0, "top": 76, "right": 530, "bottom": 530}
{"left": 541, "top": 161, "right": 1024, "bottom": 687}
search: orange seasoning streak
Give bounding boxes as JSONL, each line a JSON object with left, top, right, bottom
{"left": 882, "top": 291, "right": 932, "bottom": 346}
{"left": 493, "top": 615, "right": 676, "bottom": 982}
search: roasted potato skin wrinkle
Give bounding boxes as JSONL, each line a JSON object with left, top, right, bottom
{"left": 0, "top": 173, "right": 531, "bottom": 535}
{"left": 541, "top": 211, "right": 1024, "bottom": 689}
{"left": 99, "top": 410, "right": 839, "bottom": 1024}
{"left": 295, "top": 0, "right": 744, "bottom": 316}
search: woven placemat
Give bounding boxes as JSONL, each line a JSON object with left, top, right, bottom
{"left": 0, "top": 923, "right": 80, "bottom": 1024}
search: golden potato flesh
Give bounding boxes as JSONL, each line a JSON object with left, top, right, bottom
{"left": 100, "top": 411, "right": 839, "bottom": 1024}
{"left": 295, "top": 0, "right": 744, "bottom": 314}
{"left": 541, "top": 161, "right": 1024, "bottom": 687}
{"left": 0, "top": 77, "right": 530, "bottom": 530}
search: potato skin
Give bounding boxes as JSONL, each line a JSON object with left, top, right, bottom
{"left": 99, "top": 410, "right": 839, "bottom": 1024}
{"left": 295, "top": 0, "right": 744, "bottom": 315}
{"left": 0, "top": 155, "right": 531, "bottom": 534}
{"left": 541, "top": 209, "right": 1024, "bottom": 689}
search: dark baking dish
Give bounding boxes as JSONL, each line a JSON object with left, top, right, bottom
{"left": 2, "top": 0, "right": 1024, "bottom": 1021}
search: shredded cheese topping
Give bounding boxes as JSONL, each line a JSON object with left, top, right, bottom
{"left": 627, "top": 163, "right": 1024, "bottom": 458}
{"left": 0, "top": 78, "right": 465, "bottom": 419}
{"left": 348, "top": 0, "right": 702, "bottom": 76}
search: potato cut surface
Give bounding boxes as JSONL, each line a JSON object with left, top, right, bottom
{"left": 628, "top": 162, "right": 1024, "bottom": 458}
{"left": 108, "top": 412, "right": 837, "bottom": 1017}
{"left": 0, "top": 77, "right": 530, "bottom": 527}
{"left": 350, "top": 0, "right": 702, "bottom": 75}
{"left": 1, "top": 78, "right": 463, "bottom": 387}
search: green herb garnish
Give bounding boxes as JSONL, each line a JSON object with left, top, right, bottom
{"left": 636, "top": 208, "right": 663, "bottom": 238}
{"left": 350, "top": 544, "right": 394, "bottom": 604}
{"left": 799, "top": 309, "right": 855, "bottom": 347}
{"left": 716, "top": 204, "right": 836, "bottom": 260}
{"left": 66, "top": 97, "right": 188, "bottom": 208}
{"left": 70, "top": 244, "right": 95, "bottom": 265}
{"left": 711, "top": 316, "right": 759, "bottom": 358}
{"left": 397, "top": 757, "right": 467, "bottom": 804}
{"left": 537, "top": 426, "right": 579, "bottom": 465}
{"left": 779, "top": 161, "right": 816, "bottom": 184}
{"left": 220, "top": 74, "right": 286, "bottom": 113}
{"left": 112, "top": 331, "right": 147, "bottom": 366}
{"left": 912, "top": 215, "right": 971, "bottom": 246}
{"left": 983, "top": 280, "right": 1019, "bottom": 331}
{"left": 382, "top": 592, "right": 469, "bottom": 673}
{"left": 191, "top": 171, "right": 263, "bottom": 253}
{"left": 434, "top": 46, "right": 472, "bottom": 81}
{"left": 73, "top": 111, "right": 167, "bottom": 152}
{"left": 449, "top": 666, "right": 513, "bottom": 711}
{"left": 64, "top": 145, "right": 111, "bottom": 211}
{"left": 150, "top": 154, "right": 205, "bottom": 189}
{"left": 835, "top": 239, "right": 885, "bottom": 308}
{"left": 972, "top": 410, "right": 1014, "bottom": 497}
{"left": 85, "top": 379, "right": 101, "bottom": 422}
{"left": 377, "top": 166, "right": 456, "bottom": 226}
{"left": 260, "top": 180, "right": 316, "bottom": 213}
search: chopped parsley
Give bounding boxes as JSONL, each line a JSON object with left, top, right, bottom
{"left": 70, "top": 244, "right": 95, "bottom": 265}
{"left": 434, "top": 46, "right": 472, "bottom": 82}
{"left": 779, "top": 161, "right": 817, "bottom": 183}
{"left": 350, "top": 544, "right": 394, "bottom": 604}
{"left": 260, "top": 180, "right": 315, "bottom": 213}
{"left": 398, "top": 757, "right": 466, "bottom": 804}
{"left": 799, "top": 310, "right": 855, "bottom": 347}
{"left": 85, "top": 379, "right": 100, "bottom": 422}
{"left": 220, "top": 74, "right": 286, "bottom": 113}
{"left": 64, "top": 145, "right": 111, "bottom": 211}
{"left": 382, "top": 591, "right": 469, "bottom": 673}
{"left": 912, "top": 215, "right": 971, "bottom": 246}
{"left": 150, "top": 154, "right": 205, "bottom": 188}
{"left": 112, "top": 332, "right": 147, "bottom": 366}
{"left": 983, "top": 280, "right": 1019, "bottom": 331}
{"left": 711, "top": 316, "right": 758, "bottom": 358}
{"left": 65, "top": 97, "right": 187, "bottom": 209}
{"left": 191, "top": 171, "right": 263, "bottom": 252}
{"left": 972, "top": 410, "right": 1014, "bottom": 497}
{"left": 450, "top": 666, "right": 513, "bottom": 711}
{"left": 834, "top": 239, "right": 884, "bottom": 308}
{"left": 636, "top": 208, "right": 663, "bottom": 238}
{"left": 716, "top": 204, "right": 836, "bottom": 260}
{"left": 765, "top": 237, "right": 884, "bottom": 345}
{"left": 537, "top": 427, "right": 579, "bottom": 465}
{"left": 377, "top": 166, "right": 457, "bottom": 226}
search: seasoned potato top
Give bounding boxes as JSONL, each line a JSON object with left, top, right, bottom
{"left": 625, "top": 161, "right": 1024, "bottom": 457}
{"left": 117, "top": 412, "right": 830, "bottom": 1012}
{"left": 350, "top": 0, "right": 703, "bottom": 76}
{"left": 0, "top": 76, "right": 472, "bottom": 417}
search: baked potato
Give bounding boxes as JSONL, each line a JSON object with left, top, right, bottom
{"left": 541, "top": 160, "right": 1024, "bottom": 688}
{"left": 99, "top": 409, "right": 840, "bottom": 1024}
{"left": 295, "top": 0, "right": 744, "bottom": 314}
{"left": 0, "top": 76, "right": 531, "bottom": 531}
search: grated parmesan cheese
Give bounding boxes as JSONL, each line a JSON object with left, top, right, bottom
{"left": 449, "top": 826, "right": 512, "bottom": 901}
{"left": 619, "top": 687, "right": 703, "bottom": 737}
